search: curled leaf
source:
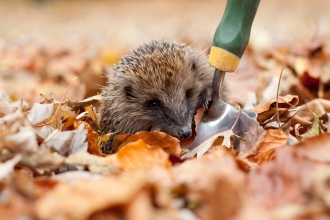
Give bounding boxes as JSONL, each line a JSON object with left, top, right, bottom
{"left": 252, "top": 95, "right": 299, "bottom": 124}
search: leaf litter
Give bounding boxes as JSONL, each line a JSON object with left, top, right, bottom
{"left": 0, "top": 13, "right": 330, "bottom": 220}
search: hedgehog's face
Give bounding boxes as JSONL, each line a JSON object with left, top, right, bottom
{"left": 124, "top": 82, "right": 208, "bottom": 141}
{"left": 120, "top": 45, "right": 213, "bottom": 141}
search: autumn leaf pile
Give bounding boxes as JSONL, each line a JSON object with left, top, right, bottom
{"left": 0, "top": 35, "right": 330, "bottom": 220}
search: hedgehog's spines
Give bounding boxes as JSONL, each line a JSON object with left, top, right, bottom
{"left": 100, "top": 40, "right": 228, "bottom": 154}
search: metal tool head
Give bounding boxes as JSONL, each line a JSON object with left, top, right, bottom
{"left": 188, "top": 69, "right": 257, "bottom": 150}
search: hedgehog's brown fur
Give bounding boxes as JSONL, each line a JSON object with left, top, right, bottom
{"left": 100, "top": 40, "right": 228, "bottom": 154}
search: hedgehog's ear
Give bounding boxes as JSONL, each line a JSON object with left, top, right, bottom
{"left": 124, "top": 86, "right": 134, "bottom": 98}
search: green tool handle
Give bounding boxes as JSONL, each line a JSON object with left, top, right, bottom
{"left": 209, "top": 0, "right": 260, "bottom": 72}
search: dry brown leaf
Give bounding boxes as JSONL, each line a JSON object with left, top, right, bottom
{"left": 0, "top": 94, "right": 12, "bottom": 117}
{"left": 39, "top": 94, "right": 56, "bottom": 104}
{"left": 105, "top": 139, "right": 171, "bottom": 171}
{"left": 65, "top": 151, "right": 118, "bottom": 174}
{"left": 297, "top": 98, "right": 330, "bottom": 120}
{"left": 294, "top": 133, "right": 330, "bottom": 163}
{"left": 311, "top": 166, "right": 330, "bottom": 209}
{"left": 239, "top": 121, "right": 265, "bottom": 153}
{"left": 248, "top": 146, "right": 315, "bottom": 208}
{"left": 27, "top": 103, "right": 54, "bottom": 125}
{"left": 47, "top": 102, "right": 75, "bottom": 130}
{"left": 0, "top": 111, "right": 38, "bottom": 152}
{"left": 68, "top": 122, "right": 88, "bottom": 156}
{"left": 252, "top": 95, "right": 299, "bottom": 124}
{"left": 181, "top": 129, "right": 240, "bottom": 159}
{"left": 67, "top": 94, "right": 103, "bottom": 111}
{"left": 244, "top": 129, "right": 288, "bottom": 164}
{"left": 51, "top": 171, "right": 102, "bottom": 183}
{"left": 126, "top": 189, "right": 154, "bottom": 220}
{"left": 0, "top": 186, "right": 36, "bottom": 220}
{"left": 79, "top": 122, "right": 104, "bottom": 156}
{"left": 33, "top": 178, "right": 61, "bottom": 197}
{"left": 1, "top": 148, "right": 65, "bottom": 171}
{"left": 2, "top": 129, "right": 39, "bottom": 152}
{"left": 35, "top": 170, "right": 146, "bottom": 220}
{"left": 41, "top": 129, "right": 75, "bottom": 155}
{"left": 36, "top": 125, "right": 54, "bottom": 140}
{"left": 115, "top": 131, "right": 181, "bottom": 157}
{"left": 173, "top": 151, "right": 246, "bottom": 220}
{"left": 0, "top": 155, "right": 21, "bottom": 181}
{"left": 296, "top": 114, "right": 321, "bottom": 140}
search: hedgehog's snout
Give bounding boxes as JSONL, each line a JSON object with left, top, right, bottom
{"left": 178, "top": 125, "right": 192, "bottom": 139}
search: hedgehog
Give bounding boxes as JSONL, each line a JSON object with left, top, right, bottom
{"left": 100, "top": 40, "right": 228, "bottom": 154}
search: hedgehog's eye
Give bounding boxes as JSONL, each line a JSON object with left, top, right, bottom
{"left": 148, "top": 100, "right": 160, "bottom": 109}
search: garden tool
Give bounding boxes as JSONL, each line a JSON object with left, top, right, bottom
{"left": 189, "top": 0, "right": 260, "bottom": 149}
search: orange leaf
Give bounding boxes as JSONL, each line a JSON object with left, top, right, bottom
{"left": 105, "top": 139, "right": 171, "bottom": 171}
{"left": 116, "top": 131, "right": 181, "bottom": 157}
{"left": 35, "top": 171, "right": 146, "bottom": 220}
{"left": 244, "top": 129, "right": 288, "bottom": 164}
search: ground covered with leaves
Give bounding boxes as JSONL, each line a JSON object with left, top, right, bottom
{"left": 1, "top": 0, "right": 330, "bottom": 220}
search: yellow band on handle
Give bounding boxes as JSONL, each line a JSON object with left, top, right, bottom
{"left": 208, "top": 46, "right": 240, "bottom": 72}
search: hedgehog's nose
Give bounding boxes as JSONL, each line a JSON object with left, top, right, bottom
{"left": 179, "top": 126, "right": 192, "bottom": 139}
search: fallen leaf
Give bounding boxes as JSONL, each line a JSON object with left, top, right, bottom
{"left": 0, "top": 94, "right": 12, "bottom": 117}
{"left": 79, "top": 122, "right": 104, "bottom": 156}
{"left": 68, "top": 122, "right": 88, "bottom": 156}
{"left": 0, "top": 155, "right": 21, "bottom": 181}
{"left": 35, "top": 170, "right": 146, "bottom": 220}
{"left": 115, "top": 131, "right": 181, "bottom": 157}
{"left": 27, "top": 103, "right": 54, "bottom": 125}
{"left": 2, "top": 129, "right": 38, "bottom": 152}
{"left": 51, "top": 170, "right": 102, "bottom": 182}
{"left": 65, "top": 151, "right": 118, "bottom": 174}
{"left": 39, "top": 94, "right": 56, "bottom": 104}
{"left": 105, "top": 139, "right": 171, "bottom": 171}
{"left": 41, "top": 129, "right": 75, "bottom": 155}
{"left": 248, "top": 146, "right": 314, "bottom": 207}
{"left": 67, "top": 94, "right": 103, "bottom": 111}
{"left": 181, "top": 129, "right": 241, "bottom": 159}
{"left": 126, "top": 189, "right": 154, "bottom": 220}
{"left": 298, "top": 98, "right": 330, "bottom": 120}
{"left": 244, "top": 129, "right": 288, "bottom": 164}
{"left": 36, "top": 125, "right": 54, "bottom": 140}
{"left": 252, "top": 95, "right": 299, "bottom": 124}
{"left": 0, "top": 111, "right": 39, "bottom": 152}
{"left": 173, "top": 151, "right": 246, "bottom": 220}
{"left": 20, "top": 149, "right": 65, "bottom": 171}
{"left": 311, "top": 166, "right": 330, "bottom": 209}
{"left": 0, "top": 187, "right": 36, "bottom": 220}
{"left": 296, "top": 114, "right": 320, "bottom": 140}
{"left": 239, "top": 121, "right": 265, "bottom": 153}
{"left": 294, "top": 133, "right": 330, "bottom": 163}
